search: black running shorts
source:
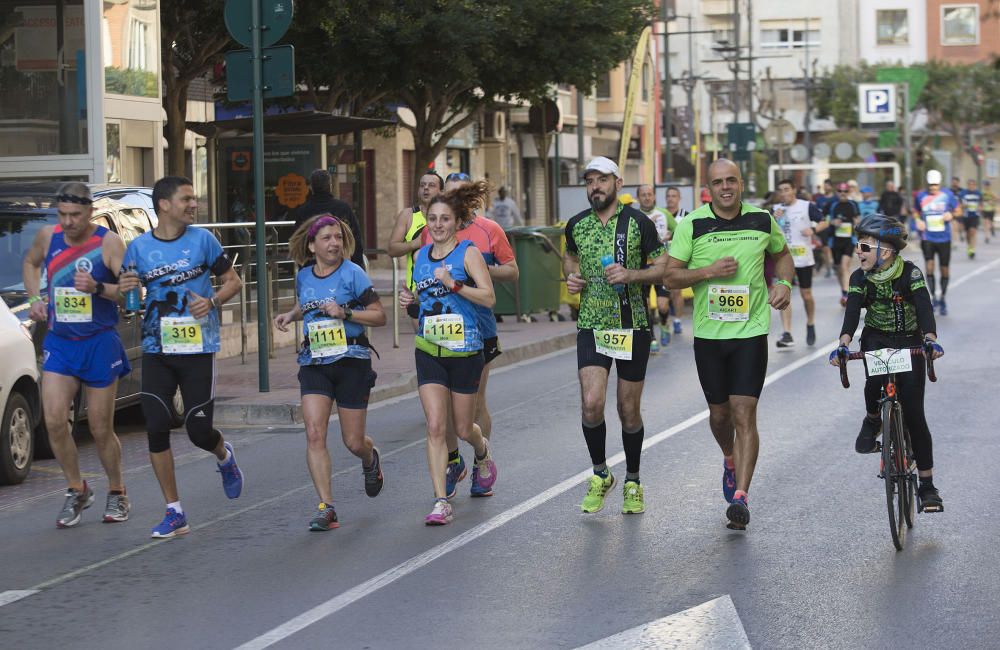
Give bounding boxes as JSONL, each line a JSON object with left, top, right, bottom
{"left": 693, "top": 335, "right": 768, "bottom": 404}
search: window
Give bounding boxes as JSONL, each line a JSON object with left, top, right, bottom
{"left": 0, "top": 0, "right": 89, "bottom": 157}
{"left": 103, "top": 0, "right": 159, "bottom": 98}
{"left": 760, "top": 27, "right": 820, "bottom": 49}
{"left": 596, "top": 71, "right": 611, "bottom": 99}
{"left": 941, "top": 5, "right": 978, "bottom": 45}
{"left": 876, "top": 10, "right": 908, "bottom": 45}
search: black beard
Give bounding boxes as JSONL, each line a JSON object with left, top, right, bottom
{"left": 589, "top": 190, "right": 617, "bottom": 212}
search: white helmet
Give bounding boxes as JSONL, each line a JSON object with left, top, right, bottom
{"left": 926, "top": 169, "right": 942, "bottom": 185}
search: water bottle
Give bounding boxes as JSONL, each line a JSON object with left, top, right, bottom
{"left": 601, "top": 254, "right": 624, "bottom": 294}
{"left": 125, "top": 263, "right": 141, "bottom": 311}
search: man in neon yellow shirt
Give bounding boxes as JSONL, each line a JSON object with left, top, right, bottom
{"left": 664, "top": 159, "right": 793, "bottom": 530}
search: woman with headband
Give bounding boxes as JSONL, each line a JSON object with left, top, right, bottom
{"left": 399, "top": 181, "right": 499, "bottom": 525}
{"left": 275, "top": 214, "right": 387, "bottom": 531}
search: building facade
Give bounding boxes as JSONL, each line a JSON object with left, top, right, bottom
{"left": 0, "top": 0, "right": 164, "bottom": 185}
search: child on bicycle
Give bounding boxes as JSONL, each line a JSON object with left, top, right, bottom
{"left": 829, "top": 213, "right": 945, "bottom": 512}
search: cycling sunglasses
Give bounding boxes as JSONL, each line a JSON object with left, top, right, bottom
{"left": 446, "top": 172, "right": 471, "bottom": 182}
{"left": 855, "top": 242, "right": 891, "bottom": 253}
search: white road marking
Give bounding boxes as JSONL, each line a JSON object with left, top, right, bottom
{"left": 573, "top": 596, "right": 751, "bottom": 649}
{"left": 0, "top": 591, "right": 39, "bottom": 607}
{"left": 235, "top": 344, "right": 833, "bottom": 650}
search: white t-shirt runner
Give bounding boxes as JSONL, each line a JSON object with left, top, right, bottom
{"left": 771, "top": 199, "right": 815, "bottom": 268}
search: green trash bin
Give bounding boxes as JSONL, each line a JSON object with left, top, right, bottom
{"left": 494, "top": 226, "right": 563, "bottom": 316}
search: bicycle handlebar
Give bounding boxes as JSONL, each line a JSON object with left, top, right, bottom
{"left": 838, "top": 346, "right": 936, "bottom": 389}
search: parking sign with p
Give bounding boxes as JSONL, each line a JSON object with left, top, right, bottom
{"left": 858, "top": 83, "right": 896, "bottom": 126}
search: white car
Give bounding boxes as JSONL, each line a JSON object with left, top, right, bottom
{"left": 0, "top": 300, "right": 40, "bottom": 485}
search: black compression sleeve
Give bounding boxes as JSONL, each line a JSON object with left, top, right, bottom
{"left": 840, "top": 271, "right": 865, "bottom": 339}
{"left": 913, "top": 284, "right": 936, "bottom": 337}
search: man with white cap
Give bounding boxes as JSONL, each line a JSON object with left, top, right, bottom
{"left": 563, "top": 157, "right": 667, "bottom": 515}
{"left": 914, "top": 170, "right": 958, "bottom": 315}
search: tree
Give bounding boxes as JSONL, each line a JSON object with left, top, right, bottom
{"left": 814, "top": 62, "right": 880, "bottom": 129}
{"left": 161, "top": 1, "right": 232, "bottom": 175}
{"left": 313, "top": 0, "right": 654, "bottom": 185}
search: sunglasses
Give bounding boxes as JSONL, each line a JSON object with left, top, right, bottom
{"left": 446, "top": 172, "right": 471, "bottom": 182}
{"left": 856, "top": 242, "right": 892, "bottom": 253}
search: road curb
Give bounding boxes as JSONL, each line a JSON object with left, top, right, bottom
{"left": 212, "top": 328, "right": 577, "bottom": 426}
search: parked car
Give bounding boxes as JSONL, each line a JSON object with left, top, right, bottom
{"left": 0, "top": 182, "right": 182, "bottom": 461}
{"left": 0, "top": 300, "right": 41, "bottom": 485}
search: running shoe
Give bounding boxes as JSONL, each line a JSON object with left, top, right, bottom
{"left": 621, "top": 481, "right": 645, "bottom": 514}
{"left": 661, "top": 327, "right": 671, "bottom": 346}
{"left": 673, "top": 319, "right": 682, "bottom": 335}
{"left": 776, "top": 332, "right": 795, "bottom": 348}
{"left": 580, "top": 472, "right": 615, "bottom": 513}
{"left": 309, "top": 503, "right": 340, "bottom": 531}
{"left": 470, "top": 463, "right": 494, "bottom": 498}
{"left": 969, "top": 248, "right": 976, "bottom": 260}
{"left": 150, "top": 508, "right": 189, "bottom": 538}
{"left": 726, "top": 495, "right": 750, "bottom": 530}
{"left": 102, "top": 492, "right": 130, "bottom": 523}
{"left": 217, "top": 442, "right": 244, "bottom": 499}
{"left": 650, "top": 339, "right": 661, "bottom": 354}
{"left": 917, "top": 483, "right": 944, "bottom": 513}
{"left": 363, "top": 447, "right": 384, "bottom": 497}
{"left": 722, "top": 461, "right": 736, "bottom": 503}
{"left": 473, "top": 445, "right": 497, "bottom": 492}
{"left": 855, "top": 415, "right": 881, "bottom": 453}
{"left": 806, "top": 325, "right": 816, "bottom": 347}
{"left": 445, "top": 454, "right": 467, "bottom": 500}
{"left": 425, "top": 498, "right": 453, "bottom": 525}
{"left": 938, "top": 299, "right": 948, "bottom": 316}
{"left": 56, "top": 482, "right": 94, "bottom": 528}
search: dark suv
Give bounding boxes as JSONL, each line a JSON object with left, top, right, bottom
{"left": 0, "top": 182, "right": 172, "bottom": 458}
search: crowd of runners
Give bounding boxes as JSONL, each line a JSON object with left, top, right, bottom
{"left": 23, "top": 157, "right": 963, "bottom": 535}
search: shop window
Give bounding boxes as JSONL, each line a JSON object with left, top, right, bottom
{"left": 0, "top": 1, "right": 89, "bottom": 156}
{"left": 876, "top": 10, "right": 908, "bottom": 45}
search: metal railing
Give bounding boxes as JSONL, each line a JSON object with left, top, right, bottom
{"left": 193, "top": 221, "right": 400, "bottom": 362}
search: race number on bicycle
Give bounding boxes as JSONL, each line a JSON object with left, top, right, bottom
{"left": 864, "top": 348, "right": 913, "bottom": 377}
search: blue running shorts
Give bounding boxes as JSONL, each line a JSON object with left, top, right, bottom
{"left": 43, "top": 329, "right": 131, "bottom": 388}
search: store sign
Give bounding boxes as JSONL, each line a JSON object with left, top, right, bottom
{"left": 275, "top": 173, "right": 308, "bottom": 209}
{"left": 15, "top": 6, "right": 85, "bottom": 72}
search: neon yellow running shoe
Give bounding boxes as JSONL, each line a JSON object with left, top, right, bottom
{"left": 621, "top": 480, "right": 645, "bottom": 514}
{"left": 581, "top": 472, "right": 615, "bottom": 513}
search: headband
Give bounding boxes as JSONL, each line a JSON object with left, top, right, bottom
{"left": 56, "top": 194, "right": 93, "bottom": 205}
{"left": 307, "top": 215, "right": 340, "bottom": 240}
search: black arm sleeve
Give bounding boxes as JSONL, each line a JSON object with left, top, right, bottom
{"left": 564, "top": 217, "right": 579, "bottom": 254}
{"left": 808, "top": 203, "right": 823, "bottom": 223}
{"left": 840, "top": 270, "right": 866, "bottom": 339}
{"left": 210, "top": 253, "right": 233, "bottom": 276}
{"left": 909, "top": 267, "right": 937, "bottom": 337}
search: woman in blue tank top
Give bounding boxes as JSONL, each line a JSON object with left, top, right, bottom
{"left": 274, "top": 214, "right": 387, "bottom": 531}
{"left": 399, "top": 180, "right": 499, "bottom": 525}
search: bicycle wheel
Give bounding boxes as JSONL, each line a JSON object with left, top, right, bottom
{"left": 890, "top": 405, "right": 910, "bottom": 545}
{"left": 881, "top": 401, "right": 903, "bottom": 551}
{"left": 901, "top": 419, "right": 917, "bottom": 529}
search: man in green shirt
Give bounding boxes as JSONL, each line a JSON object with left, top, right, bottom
{"left": 664, "top": 159, "right": 793, "bottom": 530}
{"left": 564, "top": 157, "right": 667, "bottom": 515}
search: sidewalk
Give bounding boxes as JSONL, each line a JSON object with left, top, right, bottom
{"left": 213, "top": 309, "right": 579, "bottom": 425}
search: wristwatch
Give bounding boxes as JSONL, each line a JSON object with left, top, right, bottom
{"left": 451, "top": 281, "right": 464, "bottom": 293}
{"left": 343, "top": 307, "right": 353, "bottom": 321}
{"left": 93, "top": 281, "right": 105, "bottom": 296}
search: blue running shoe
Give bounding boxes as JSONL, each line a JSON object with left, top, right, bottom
{"left": 445, "top": 454, "right": 467, "bottom": 500}
{"left": 217, "top": 442, "right": 243, "bottom": 499}
{"left": 151, "top": 508, "right": 189, "bottom": 538}
{"left": 673, "top": 319, "right": 682, "bottom": 335}
{"left": 660, "top": 327, "right": 670, "bottom": 346}
{"left": 722, "top": 461, "right": 736, "bottom": 503}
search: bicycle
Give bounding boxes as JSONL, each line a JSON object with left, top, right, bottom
{"left": 837, "top": 345, "right": 937, "bottom": 551}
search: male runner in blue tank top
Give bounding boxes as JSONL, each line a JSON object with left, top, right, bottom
{"left": 119, "top": 176, "right": 244, "bottom": 538}
{"left": 22, "top": 182, "right": 132, "bottom": 528}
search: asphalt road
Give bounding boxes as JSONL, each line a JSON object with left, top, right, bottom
{"left": 2, "top": 244, "right": 999, "bottom": 649}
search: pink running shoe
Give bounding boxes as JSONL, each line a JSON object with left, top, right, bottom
{"left": 424, "top": 499, "right": 453, "bottom": 526}
{"left": 473, "top": 445, "right": 498, "bottom": 492}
